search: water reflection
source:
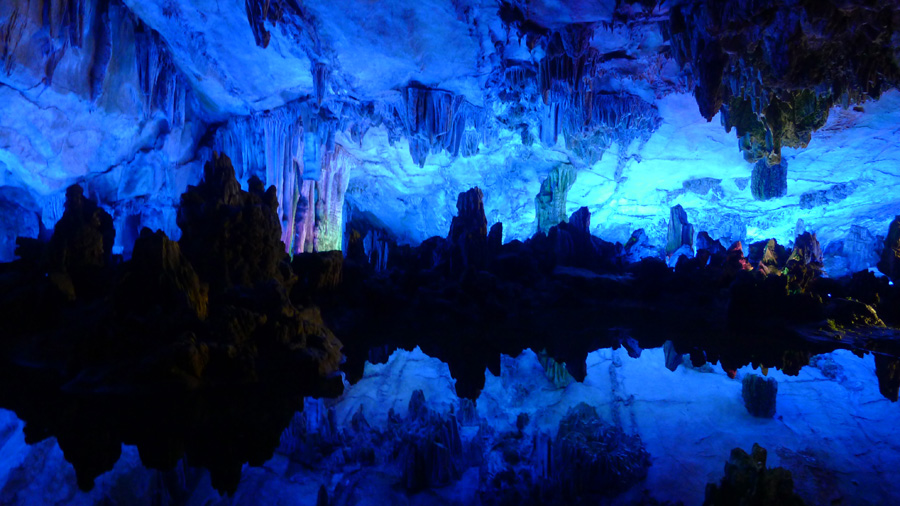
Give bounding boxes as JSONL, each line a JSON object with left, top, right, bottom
{"left": 1, "top": 345, "right": 898, "bottom": 505}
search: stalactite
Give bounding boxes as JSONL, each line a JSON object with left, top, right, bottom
{"left": 397, "top": 85, "right": 491, "bottom": 167}
{"left": 89, "top": 0, "right": 111, "bottom": 102}
{"left": 314, "top": 145, "right": 353, "bottom": 252}
{"left": 533, "top": 27, "right": 661, "bottom": 166}
{"left": 294, "top": 180, "right": 316, "bottom": 254}
{"left": 213, "top": 101, "right": 355, "bottom": 254}
{"left": 134, "top": 20, "right": 190, "bottom": 127}
{"left": 664, "top": 0, "right": 900, "bottom": 161}
{"left": 1, "top": 6, "right": 26, "bottom": 76}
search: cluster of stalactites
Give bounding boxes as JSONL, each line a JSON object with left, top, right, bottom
{"left": 243, "top": 0, "right": 299, "bottom": 49}
{"left": 293, "top": 144, "right": 353, "bottom": 254}
{"left": 664, "top": 0, "right": 900, "bottom": 163}
{"left": 1, "top": 0, "right": 192, "bottom": 123}
{"left": 536, "top": 27, "right": 661, "bottom": 170}
{"left": 134, "top": 20, "right": 190, "bottom": 128}
{"left": 397, "top": 85, "right": 492, "bottom": 168}
{"left": 213, "top": 101, "right": 357, "bottom": 255}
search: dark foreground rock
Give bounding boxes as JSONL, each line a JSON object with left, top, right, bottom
{"left": 704, "top": 444, "right": 805, "bottom": 506}
{"left": 0, "top": 154, "right": 344, "bottom": 493}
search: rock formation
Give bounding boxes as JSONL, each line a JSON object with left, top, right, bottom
{"left": 742, "top": 375, "right": 778, "bottom": 418}
{"left": 666, "top": 205, "right": 694, "bottom": 256}
{"left": 878, "top": 216, "right": 900, "bottom": 283}
{"left": 535, "top": 165, "right": 576, "bottom": 234}
{"left": 751, "top": 159, "right": 788, "bottom": 201}
{"left": 704, "top": 444, "right": 805, "bottom": 506}
{"left": 448, "top": 187, "right": 489, "bottom": 274}
{"left": 554, "top": 403, "right": 650, "bottom": 500}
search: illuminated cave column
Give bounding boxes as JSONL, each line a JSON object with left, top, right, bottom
{"left": 535, "top": 165, "right": 576, "bottom": 234}
{"left": 292, "top": 145, "right": 354, "bottom": 253}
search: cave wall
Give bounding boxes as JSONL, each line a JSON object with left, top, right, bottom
{"left": 0, "top": 0, "right": 898, "bottom": 275}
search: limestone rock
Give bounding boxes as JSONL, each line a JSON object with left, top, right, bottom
{"left": 742, "top": 374, "right": 777, "bottom": 418}
{"left": 624, "top": 229, "right": 659, "bottom": 263}
{"left": 177, "top": 153, "right": 289, "bottom": 293}
{"left": 117, "top": 228, "right": 208, "bottom": 321}
{"left": 696, "top": 231, "right": 725, "bottom": 255}
{"left": 877, "top": 216, "right": 900, "bottom": 282}
{"left": 448, "top": 187, "right": 489, "bottom": 274}
{"left": 751, "top": 159, "right": 787, "bottom": 201}
{"left": 703, "top": 444, "right": 805, "bottom": 506}
{"left": 666, "top": 205, "right": 694, "bottom": 255}
{"left": 535, "top": 165, "right": 576, "bottom": 234}
{"left": 46, "top": 184, "right": 115, "bottom": 298}
{"left": 554, "top": 403, "right": 650, "bottom": 500}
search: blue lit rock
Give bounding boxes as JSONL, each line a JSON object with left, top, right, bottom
{"left": 742, "top": 374, "right": 778, "bottom": 418}
{"left": 751, "top": 159, "right": 788, "bottom": 201}
{"left": 666, "top": 204, "right": 693, "bottom": 255}
{"left": 878, "top": 216, "right": 900, "bottom": 283}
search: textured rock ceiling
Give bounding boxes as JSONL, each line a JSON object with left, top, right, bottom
{"left": 1, "top": 0, "right": 899, "bottom": 272}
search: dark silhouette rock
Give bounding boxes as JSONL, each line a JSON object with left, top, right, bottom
{"left": 696, "top": 231, "right": 724, "bottom": 255}
{"left": 554, "top": 403, "right": 650, "bottom": 500}
{"left": 448, "top": 187, "right": 488, "bottom": 274}
{"left": 46, "top": 184, "right": 115, "bottom": 298}
{"left": 703, "top": 444, "right": 805, "bottom": 506}
{"left": 878, "top": 216, "right": 900, "bottom": 282}
{"left": 178, "top": 153, "right": 288, "bottom": 293}
{"left": 742, "top": 374, "right": 778, "bottom": 418}
{"left": 292, "top": 251, "right": 343, "bottom": 299}
{"left": 488, "top": 222, "right": 503, "bottom": 258}
{"left": 117, "top": 228, "right": 209, "bottom": 321}
{"left": 875, "top": 355, "right": 900, "bottom": 403}
{"left": 664, "top": 341, "right": 683, "bottom": 371}
{"left": 568, "top": 206, "right": 590, "bottom": 235}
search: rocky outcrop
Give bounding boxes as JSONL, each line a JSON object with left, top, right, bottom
{"left": 448, "top": 187, "right": 489, "bottom": 274}
{"left": 666, "top": 0, "right": 900, "bottom": 163}
{"left": 45, "top": 184, "right": 115, "bottom": 299}
{"left": 0, "top": 150, "right": 347, "bottom": 494}
{"left": 554, "top": 403, "right": 650, "bottom": 500}
{"left": 786, "top": 232, "right": 824, "bottom": 293}
{"left": 117, "top": 228, "right": 208, "bottom": 321}
{"left": 624, "top": 229, "right": 659, "bottom": 263}
{"left": 742, "top": 375, "right": 778, "bottom": 418}
{"left": 666, "top": 205, "right": 694, "bottom": 256}
{"left": 535, "top": 165, "right": 576, "bottom": 234}
{"left": 878, "top": 216, "right": 900, "bottom": 282}
{"left": 696, "top": 231, "right": 725, "bottom": 256}
{"left": 751, "top": 159, "right": 788, "bottom": 201}
{"left": 178, "top": 153, "right": 289, "bottom": 293}
{"left": 399, "top": 390, "right": 464, "bottom": 491}
{"left": 704, "top": 444, "right": 805, "bottom": 506}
